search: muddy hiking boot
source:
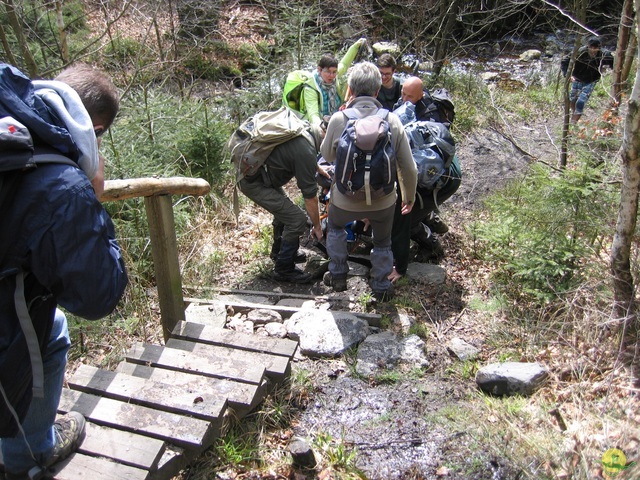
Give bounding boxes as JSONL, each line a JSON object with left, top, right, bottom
{"left": 273, "top": 238, "right": 311, "bottom": 283}
{"left": 371, "top": 286, "right": 394, "bottom": 303}
{"left": 323, "top": 271, "right": 347, "bottom": 292}
{"left": 4, "top": 412, "right": 87, "bottom": 480}
{"left": 412, "top": 223, "right": 445, "bottom": 262}
{"left": 424, "top": 211, "right": 449, "bottom": 234}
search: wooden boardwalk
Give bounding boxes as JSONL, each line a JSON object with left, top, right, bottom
{"left": 1, "top": 297, "right": 299, "bottom": 480}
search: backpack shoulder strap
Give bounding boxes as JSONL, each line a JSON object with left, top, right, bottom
{"left": 14, "top": 272, "right": 44, "bottom": 399}
{"left": 374, "top": 108, "right": 390, "bottom": 121}
{"left": 32, "top": 150, "right": 79, "bottom": 168}
{"left": 341, "top": 108, "right": 359, "bottom": 121}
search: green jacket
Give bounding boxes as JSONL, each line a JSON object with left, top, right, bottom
{"left": 302, "top": 39, "right": 364, "bottom": 127}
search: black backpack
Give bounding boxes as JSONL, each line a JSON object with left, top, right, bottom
{"left": 421, "top": 88, "right": 456, "bottom": 126}
{"left": 334, "top": 108, "right": 397, "bottom": 205}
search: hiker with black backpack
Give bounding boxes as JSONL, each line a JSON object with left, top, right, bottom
{"left": 389, "top": 76, "right": 461, "bottom": 281}
{"left": 0, "top": 63, "right": 128, "bottom": 478}
{"left": 282, "top": 38, "right": 366, "bottom": 128}
{"left": 320, "top": 62, "right": 417, "bottom": 302}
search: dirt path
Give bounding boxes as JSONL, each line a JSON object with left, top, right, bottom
{"left": 206, "top": 113, "right": 553, "bottom": 478}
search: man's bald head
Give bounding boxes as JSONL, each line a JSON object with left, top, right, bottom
{"left": 401, "top": 76, "right": 424, "bottom": 105}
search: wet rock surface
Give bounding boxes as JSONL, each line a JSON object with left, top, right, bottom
{"left": 293, "top": 358, "right": 448, "bottom": 480}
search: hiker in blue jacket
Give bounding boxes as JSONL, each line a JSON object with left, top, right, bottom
{"left": 0, "top": 63, "right": 128, "bottom": 478}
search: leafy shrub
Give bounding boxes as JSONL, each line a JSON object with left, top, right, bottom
{"left": 103, "top": 36, "right": 155, "bottom": 71}
{"left": 101, "top": 87, "right": 235, "bottom": 291}
{"left": 471, "top": 162, "right": 619, "bottom": 303}
{"left": 177, "top": 109, "right": 232, "bottom": 193}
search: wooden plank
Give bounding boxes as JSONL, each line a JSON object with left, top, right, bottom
{"left": 184, "top": 296, "right": 382, "bottom": 324}
{"left": 58, "top": 389, "right": 214, "bottom": 449}
{"left": 165, "top": 338, "right": 291, "bottom": 382}
{"left": 69, "top": 365, "right": 227, "bottom": 423}
{"left": 50, "top": 452, "right": 148, "bottom": 480}
{"left": 184, "top": 302, "right": 227, "bottom": 328}
{"left": 79, "top": 421, "right": 165, "bottom": 471}
{"left": 115, "top": 362, "right": 266, "bottom": 415}
{"left": 124, "top": 342, "right": 265, "bottom": 385}
{"left": 186, "top": 288, "right": 329, "bottom": 300}
{"left": 171, "top": 321, "right": 298, "bottom": 358}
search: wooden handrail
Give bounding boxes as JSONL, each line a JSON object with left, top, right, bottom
{"left": 102, "top": 177, "right": 211, "bottom": 201}
{"left": 103, "top": 176, "right": 211, "bottom": 341}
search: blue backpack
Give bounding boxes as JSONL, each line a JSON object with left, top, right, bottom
{"left": 334, "top": 108, "right": 396, "bottom": 205}
{"left": 403, "top": 120, "right": 455, "bottom": 191}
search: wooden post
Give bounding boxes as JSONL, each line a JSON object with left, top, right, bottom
{"left": 103, "top": 177, "right": 210, "bottom": 341}
{"left": 144, "top": 194, "right": 184, "bottom": 340}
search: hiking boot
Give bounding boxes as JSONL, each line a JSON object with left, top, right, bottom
{"left": 371, "top": 286, "right": 394, "bottom": 303}
{"left": 273, "top": 238, "right": 310, "bottom": 282}
{"left": 414, "top": 235, "right": 445, "bottom": 262}
{"left": 5, "top": 412, "right": 87, "bottom": 480}
{"left": 273, "top": 266, "right": 312, "bottom": 283}
{"left": 411, "top": 223, "right": 445, "bottom": 262}
{"left": 323, "top": 271, "right": 347, "bottom": 292}
{"left": 424, "top": 211, "right": 449, "bottom": 234}
{"left": 269, "top": 246, "right": 307, "bottom": 264}
{"left": 47, "top": 411, "right": 86, "bottom": 467}
{"left": 269, "top": 228, "right": 307, "bottom": 264}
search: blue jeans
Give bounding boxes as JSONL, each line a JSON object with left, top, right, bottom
{"left": 1, "top": 309, "right": 70, "bottom": 473}
{"left": 326, "top": 203, "right": 395, "bottom": 292}
{"left": 569, "top": 80, "right": 596, "bottom": 115}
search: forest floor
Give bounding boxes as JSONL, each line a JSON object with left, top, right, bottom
{"left": 74, "top": 3, "right": 639, "bottom": 478}
{"left": 179, "top": 95, "right": 639, "bottom": 479}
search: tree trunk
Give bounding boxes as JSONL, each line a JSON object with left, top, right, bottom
{"left": 2, "top": 0, "right": 38, "bottom": 76}
{"left": 54, "top": 0, "right": 68, "bottom": 64}
{"left": 0, "top": 22, "right": 18, "bottom": 66}
{"left": 610, "top": 0, "right": 634, "bottom": 109}
{"left": 611, "top": 0, "right": 640, "bottom": 355}
{"left": 432, "top": 0, "right": 462, "bottom": 79}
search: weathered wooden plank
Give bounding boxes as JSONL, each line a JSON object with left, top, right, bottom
{"left": 78, "top": 421, "right": 165, "bottom": 471}
{"left": 187, "top": 288, "right": 329, "bottom": 300}
{"left": 184, "top": 296, "right": 382, "bottom": 324}
{"left": 115, "top": 362, "right": 266, "bottom": 415}
{"left": 124, "top": 342, "right": 265, "bottom": 385}
{"left": 165, "top": 338, "right": 291, "bottom": 382}
{"left": 58, "top": 389, "right": 214, "bottom": 449}
{"left": 184, "top": 302, "right": 227, "bottom": 328}
{"left": 171, "top": 321, "right": 298, "bottom": 358}
{"left": 69, "top": 365, "right": 227, "bottom": 423}
{"left": 50, "top": 452, "right": 148, "bottom": 480}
